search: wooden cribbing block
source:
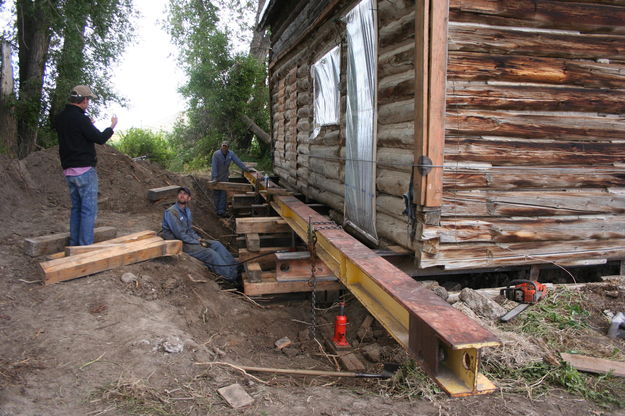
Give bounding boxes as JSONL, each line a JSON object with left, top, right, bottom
{"left": 24, "top": 226, "right": 117, "bottom": 257}
{"left": 243, "top": 272, "right": 342, "bottom": 296}
{"left": 275, "top": 251, "right": 334, "bottom": 281}
{"left": 245, "top": 262, "right": 262, "bottom": 283}
{"left": 51, "top": 230, "right": 158, "bottom": 259}
{"left": 205, "top": 181, "right": 253, "bottom": 192}
{"left": 147, "top": 185, "right": 180, "bottom": 201}
{"left": 40, "top": 239, "right": 182, "bottom": 285}
{"left": 236, "top": 217, "right": 290, "bottom": 234}
{"left": 65, "top": 236, "right": 163, "bottom": 256}
{"left": 245, "top": 233, "right": 260, "bottom": 252}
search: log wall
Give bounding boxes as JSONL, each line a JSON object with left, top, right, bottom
{"left": 424, "top": 0, "right": 625, "bottom": 269}
{"left": 267, "top": 0, "right": 625, "bottom": 271}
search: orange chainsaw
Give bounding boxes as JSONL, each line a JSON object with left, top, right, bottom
{"left": 500, "top": 280, "right": 547, "bottom": 322}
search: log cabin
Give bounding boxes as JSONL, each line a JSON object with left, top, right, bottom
{"left": 259, "top": 0, "right": 625, "bottom": 273}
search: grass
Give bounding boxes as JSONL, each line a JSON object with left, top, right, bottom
{"left": 485, "top": 288, "right": 625, "bottom": 409}
{"left": 384, "top": 360, "right": 442, "bottom": 401}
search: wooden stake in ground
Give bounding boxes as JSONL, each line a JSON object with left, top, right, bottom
{"left": 560, "top": 353, "right": 625, "bottom": 377}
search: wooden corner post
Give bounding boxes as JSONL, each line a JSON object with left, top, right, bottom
{"left": 414, "top": 0, "right": 449, "bottom": 221}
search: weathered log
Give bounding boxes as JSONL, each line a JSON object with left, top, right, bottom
{"left": 448, "top": 51, "right": 625, "bottom": 89}
{"left": 308, "top": 186, "right": 344, "bottom": 212}
{"left": 310, "top": 158, "right": 341, "bottom": 179}
{"left": 379, "top": 70, "right": 415, "bottom": 103}
{"left": 449, "top": 23, "right": 625, "bottom": 60}
{"left": 377, "top": 168, "right": 411, "bottom": 196}
{"left": 442, "top": 189, "right": 625, "bottom": 217}
{"left": 379, "top": 39, "right": 415, "bottom": 78}
{"left": 446, "top": 110, "right": 625, "bottom": 141}
{"left": 443, "top": 167, "right": 625, "bottom": 191}
{"left": 377, "top": 147, "right": 413, "bottom": 172}
{"left": 379, "top": 10, "right": 415, "bottom": 49}
{"left": 446, "top": 81, "right": 625, "bottom": 114}
{"left": 449, "top": 0, "right": 625, "bottom": 34}
{"left": 309, "top": 172, "right": 344, "bottom": 196}
{"left": 378, "top": 0, "right": 413, "bottom": 27}
{"left": 376, "top": 194, "right": 407, "bottom": 221}
{"left": 444, "top": 136, "right": 625, "bottom": 165}
{"left": 378, "top": 99, "right": 415, "bottom": 125}
{"left": 376, "top": 212, "right": 413, "bottom": 250}
{"left": 377, "top": 122, "right": 414, "bottom": 148}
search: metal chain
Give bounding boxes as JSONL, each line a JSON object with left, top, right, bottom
{"left": 307, "top": 217, "right": 318, "bottom": 339}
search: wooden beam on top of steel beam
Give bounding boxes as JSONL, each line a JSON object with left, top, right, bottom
{"left": 205, "top": 181, "right": 254, "bottom": 192}
{"left": 236, "top": 217, "right": 290, "bottom": 234}
{"left": 414, "top": 0, "right": 448, "bottom": 209}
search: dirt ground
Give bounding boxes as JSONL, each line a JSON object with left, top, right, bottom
{"left": 0, "top": 146, "right": 624, "bottom": 415}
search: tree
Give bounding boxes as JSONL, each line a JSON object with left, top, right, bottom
{"left": 166, "top": 0, "right": 269, "bottom": 169}
{"left": 113, "top": 128, "right": 173, "bottom": 167}
{"left": 1, "top": 0, "right": 135, "bottom": 158}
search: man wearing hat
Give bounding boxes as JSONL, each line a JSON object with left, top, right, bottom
{"left": 211, "top": 141, "right": 252, "bottom": 217}
{"left": 54, "top": 85, "right": 118, "bottom": 246}
{"left": 161, "top": 186, "right": 239, "bottom": 282}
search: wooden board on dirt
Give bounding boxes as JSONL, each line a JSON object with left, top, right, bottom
{"left": 24, "top": 226, "right": 117, "bottom": 257}
{"left": 40, "top": 239, "right": 182, "bottom": 285}
{"left": 217, "top": 383, "right": 254, "bottom": 409}
{"left": 50, "top": 230, "right": 158, "bottom": 259}
{"left": 147, "top": 185, "right": 180, "bottom": 201}
{"left": 561, "top": 353, "right": 625, "bottom": 377}
{"left": 65, "top": 236, "right": 163, "bottom": 256}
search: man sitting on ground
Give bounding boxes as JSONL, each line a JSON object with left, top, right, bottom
{"left": 161, "top": 187, "right": 239, "bottom": 282}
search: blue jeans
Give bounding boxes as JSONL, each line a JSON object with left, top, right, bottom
{"left": 184, "top": 240, "right": 238, "bottom": 282}
{"left": 214, "top": 190, "right": 227, "bottom": 215}
{"left": 65, "top": 168, "right": 98, "bottom": 246}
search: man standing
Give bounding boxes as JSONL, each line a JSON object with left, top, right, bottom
{"left": 55, "top": 85, "right": 118, "bottom": 246}
{"left": 211, "top": 141, "right": 251, "bottom": 217}
{"left": 161, "top": 187, "right": 239, "bottom": 282}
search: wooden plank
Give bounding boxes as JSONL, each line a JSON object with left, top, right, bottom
{"left": 243, "top": 273, "right": 341, "bottom": 296}
{"left": 24, "top": 226, "right": 117, "bottom": 257}
{"left": 236, "top": 217, "right": 290, "bottom": 234}
{"left": 446, "top": 82, "right": 625, "bottom": 114}
{"left": 205, "top": 181, "right": 254, "bottom": 192}
{"left": 40, "top": 240, "right": 182, "bottom": 285}
{"left": 446, "top": 111, "right": 625, "bottom": 141}
{"left": 444, "top": 137, "right": 625, "bottom": 166}
{"left": 245, "top": 233, "right": 260, "bottom": 252}
{"left": 65, "top": 236, "right": 163, "bottom": 256}
{"left": 147, "top": 185, "right": 180, "bottom": 202}
{"left": 320, "top": 321, "right": 366, "bottom": 372}
{"left": 561, "top": 353, "right": 625, "bottom": 377}
{"left": 50, "top": 230, "right": 158, "bottom": 259}
{"left": 443, "top": 167, "right": 625, "bottom": 191}
{"left": 448, "top": 24, "right": 625, "bottom": 61}
{"left": 413, "top": 0, "right": 448, "bottom": 208}
{"left": 217, "top": 383, "right": 254, "bottom": 409}
{"left": 449, "top": 0, "right": 625, "bottom": 34}
{"left": 448, "top": 52, "right": 625, "bottom": 89}
{"left": 442, "top": 190, "right": 625, "bottom": 217}
{"left": 275, "top": 252, "right": 334, "bottom": 281}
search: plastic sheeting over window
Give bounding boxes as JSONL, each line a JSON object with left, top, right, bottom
{"left": 311, "top": 46, "right": 341, "bottom": 139}
{"left": 344, "top": 0, "right": 378, "bottom": 244}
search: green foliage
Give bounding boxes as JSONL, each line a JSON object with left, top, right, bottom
{"left": 165, "top": 0, "right": 269, "bottom": 171}
{"left": 113, "top": 128, "right": 173, "bottom": 167}
{"left": 385, "top": 360, "right": 442, "bottom": 401}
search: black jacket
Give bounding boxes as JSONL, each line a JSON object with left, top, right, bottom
{"left": 55, "top": 104, "right": 114, "bottom": 169}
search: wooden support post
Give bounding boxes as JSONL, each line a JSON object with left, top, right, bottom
{"left": 413, "top": 0, "right": 448, "bottom": 214}
{"left": 24, "top": 226, "right": 117, "bottom": 257}
{"left": 40, "top": 239, "right": 182, "bottom": 285}
{"left": 238, "top": 247, "right": 286, "bottom": 269}
{"left": 236, "top": 217, "right": 290, "bottom": 234}
{"left": 245, "top": 233, "right": 261, "bottom": 252}
{"left": 147, "top": 185, "right": 180, "bottom": 201}
{"left": 275, "top": 251, "right": 334, "bottom": 281}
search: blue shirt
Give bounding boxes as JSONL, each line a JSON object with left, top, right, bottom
{"left": 161, "top": 203, "right": 201, "bottom": 244}
{"left": 211, "top": 149, "right": 248, "bottom": 181}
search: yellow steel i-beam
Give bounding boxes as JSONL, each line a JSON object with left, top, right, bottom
{"left": 243, "top": 171, "right": 501, "bottom": 396}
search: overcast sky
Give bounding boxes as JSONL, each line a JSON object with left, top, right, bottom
{"left": 96, "top": 0, "right": 186, "bottom": 132}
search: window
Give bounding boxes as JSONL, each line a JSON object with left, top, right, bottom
{"left": 311, "top": 46, "right": 340, "bottom": 139}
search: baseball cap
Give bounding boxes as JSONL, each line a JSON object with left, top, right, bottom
{"left": 221, "top": 141, "right": 230, "bottom": 147}
{"left": 178, "top": 186, "right": 192, "bottom": 196}
{"left": 70, "top": 85, "right": 97, "bottom": 99}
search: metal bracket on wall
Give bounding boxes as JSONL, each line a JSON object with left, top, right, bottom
{"left": 417, "top": 155, "right": 433, "bottom": 176}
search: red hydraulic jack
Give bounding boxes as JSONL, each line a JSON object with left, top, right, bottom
{"left": 332, "top": 301, "right": 349, "bottom": 347}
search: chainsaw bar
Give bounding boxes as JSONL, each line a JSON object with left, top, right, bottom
{"left": 500, "top": 303, "right": 530, "bottom": 322}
